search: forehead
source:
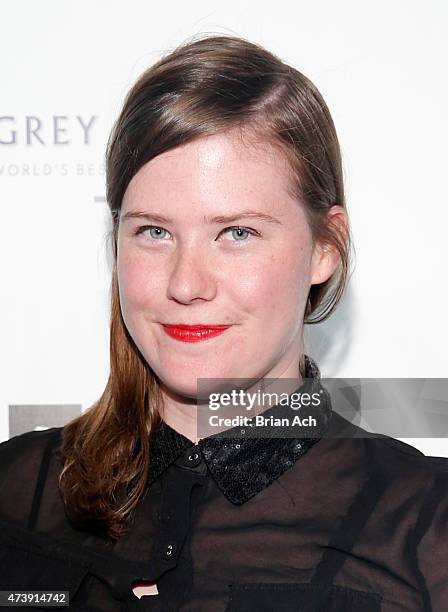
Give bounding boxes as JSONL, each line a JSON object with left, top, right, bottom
{"left": 122, "top": 129, "right": 296, "bottom": 211}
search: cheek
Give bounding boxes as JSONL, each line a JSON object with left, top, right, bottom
{"left": 117, "top": 253, "right": 162, "bottom": 313}
{"left": 233, "top": 246, "right": 311, "bottom": 316}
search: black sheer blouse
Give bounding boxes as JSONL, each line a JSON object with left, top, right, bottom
{"left": 0, "top": 355, "right": 447, "bottom": 611}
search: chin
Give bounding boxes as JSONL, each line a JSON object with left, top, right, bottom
{"left": 156, "top": 365, "right": 234, "bottom": 399}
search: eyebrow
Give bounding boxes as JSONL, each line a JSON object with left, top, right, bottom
{"left": 120, "top": 209, "right": 282, "bottom": 225}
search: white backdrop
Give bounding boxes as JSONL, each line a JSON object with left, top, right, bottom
{"left": 1, "top": 1, "right": 447, "bottom": 455}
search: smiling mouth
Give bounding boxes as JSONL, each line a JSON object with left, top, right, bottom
{"left": 161, "top": 324, "right": 232, "bottom": 343}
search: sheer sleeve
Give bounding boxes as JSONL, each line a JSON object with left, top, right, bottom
{"left": 0, "top": 428, "right": 59, "bottom": 527}
{"left": 415, "top": 460, "right": 448, "bottom": 610}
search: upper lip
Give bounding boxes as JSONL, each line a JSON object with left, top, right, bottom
{"left": 161, "top": 323, "right": 231, "bottom": 328}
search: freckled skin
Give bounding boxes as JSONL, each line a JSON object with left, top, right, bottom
{"left": 117, "top": 130, "right": 341, "bottom": 440}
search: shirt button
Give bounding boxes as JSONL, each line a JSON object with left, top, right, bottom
{"left": 163, "top": 542, "right": 177, "bottom": 559}
{"left": 185, "top": 450, "right": 202, "bottom": 467}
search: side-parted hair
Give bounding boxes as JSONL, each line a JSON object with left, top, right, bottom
{"left": 57, "top": 34, "right": 352, "bottom": 540}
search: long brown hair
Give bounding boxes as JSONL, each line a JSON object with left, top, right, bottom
{"left": 57, "top": 33, "right": 352, "bottom": 540}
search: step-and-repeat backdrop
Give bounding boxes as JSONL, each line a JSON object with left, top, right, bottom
{"left": 1, "top": 1, "right": 447, "bottom": 456}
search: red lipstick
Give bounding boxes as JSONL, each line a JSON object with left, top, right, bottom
{"left": 161, "top": 324, "right": 231, "bottom": 343}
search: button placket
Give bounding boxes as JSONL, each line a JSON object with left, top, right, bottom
{"left": 156, "top": 457, "right": 206, "bottom": 568}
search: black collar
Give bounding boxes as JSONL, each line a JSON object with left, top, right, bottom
{"left": 147, "top": 355, "right": 333, "bottom": 505}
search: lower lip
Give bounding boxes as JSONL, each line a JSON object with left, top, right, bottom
{"left": 161, "top": 325, "right": 231, "bottom": 343}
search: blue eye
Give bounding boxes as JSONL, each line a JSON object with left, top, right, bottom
{"left": 135, "top": 226, "right": 170, "bottom": 240}
{"left": 220, "top": 226, "right": 258, "bottom": 241}
{"left": 148, "top": 227, "right": 168, "bottom": 239}
{"left": 223, "top": 227, "right": 250, "bottom": 241}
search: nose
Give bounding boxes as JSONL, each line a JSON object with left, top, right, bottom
{"left": 166, "top": 244, "right": 217, "bottom": 304}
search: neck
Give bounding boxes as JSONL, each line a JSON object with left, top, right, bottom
{"left": 157, "top": 354, "right": 304, "bottom": 444}
{"left": 159, "top": 394, "right": 200, "bottom": 443}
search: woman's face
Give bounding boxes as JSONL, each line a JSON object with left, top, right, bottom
{"left": 117, "top": 130, "right": 337, "bottom": 398}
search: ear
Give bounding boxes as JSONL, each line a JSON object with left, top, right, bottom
{"left": 310, "top": 205, "right": 348, "bottom": 285}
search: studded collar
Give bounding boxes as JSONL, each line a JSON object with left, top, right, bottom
{"left": 147, "top": 355, "right": 333, "bottom": 505}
